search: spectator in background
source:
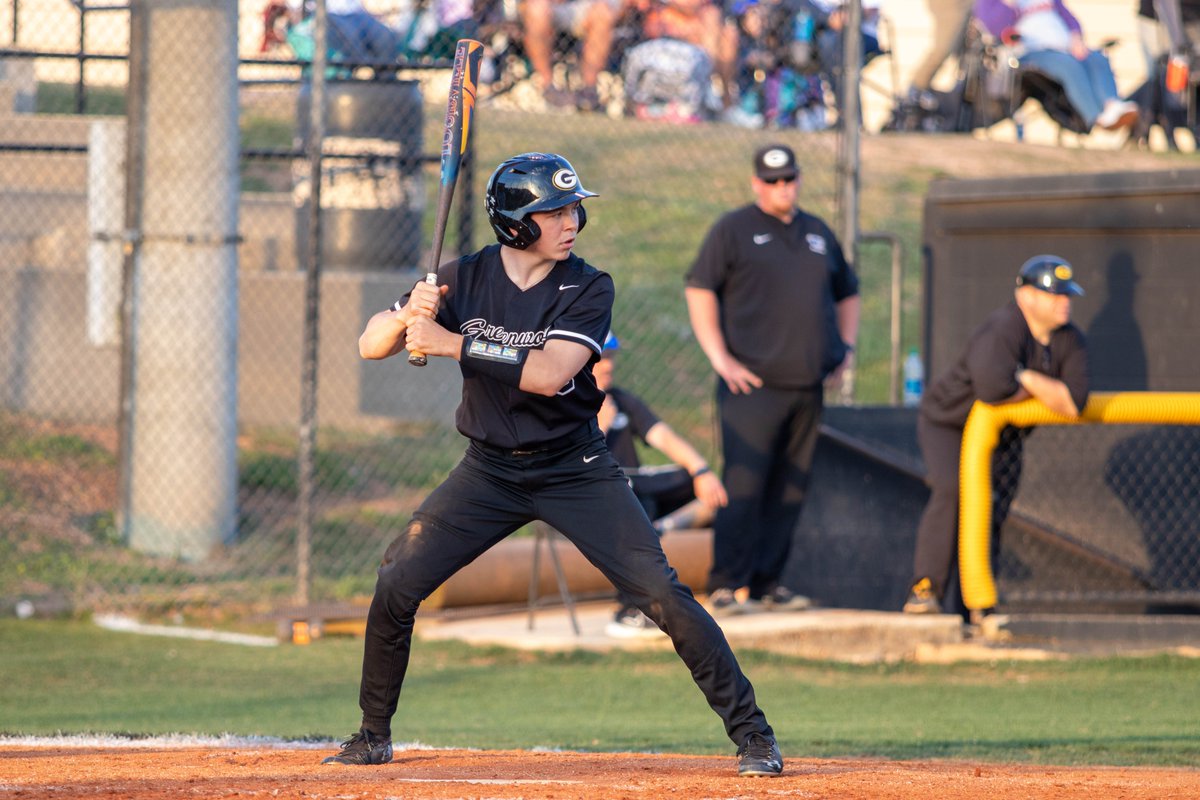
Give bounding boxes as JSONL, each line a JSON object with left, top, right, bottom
{"left": 403, "top": 0, "right": 483, "bottom": 60}
{"left": 685, "top": 144, "right": 859, "bottom": 617}
{"left": 594, "top": 332, "right": 729, "bottom": 636}
{"left": 284, "top": 0, "right": 403, "bottom": 64}
{"left": 634, "top": 0, "right": 741, "bottom": 114}
{"left": 1137, "top": 0, "right": 1198, "bottom": 76}
{"left": 811, "top": 0, "right": 884, "bottom": 124}
{"left": 725, "top": 0, "right": 829, "bottom": 129}
{"left": 1135, "top": 0, "right": 1198, "bottom": 96}
{"left": 974, "top": 0, "right": 1140, "bottom": 131}
{"left": 1129, "top": 0, "right": 1196, "bottom": 147}
{"left": 904, "top": 255, "right": 1089, "bottom": 619}
{"left": 899, "top": 0, "right": 974, "bottom": 113}
{"left": 520, "top": 0, "right": 620, "bottom": 110}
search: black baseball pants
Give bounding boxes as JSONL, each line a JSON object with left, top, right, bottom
{"left": 614, "top": 467, "right": 696, "bottom": 612}
{"left": 708, "top": 382, "right": 822, "bottom": 598}
{"left": 356, "top": 428, "right": 773, "bottom": 747}
{"left": 911, "top": 415, "right": 1026, "bottom": 610}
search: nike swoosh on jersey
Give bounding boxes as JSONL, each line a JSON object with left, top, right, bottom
{"left": 559, "top": 284, "right": 581, "bottom": 291}
{"left": 753, "top": 234, "right": 772, "bottom": 245}
{"left": 583, "top": 454, "right": 600, "bottom": 463}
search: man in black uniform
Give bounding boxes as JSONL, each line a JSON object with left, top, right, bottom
{"left": 904, "top": 255, "right": 1090, "bottom": 616}
{"left": 323, "top": 153, "right": 783, "bottom": 777}
{"left": 685, "top": 143, "right": 860, "bottom": 616}
{"left": 594, "top": 331, "right": 729, "bottom": 636}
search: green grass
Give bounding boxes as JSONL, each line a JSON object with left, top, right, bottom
{"left": 36, "top": 82, "right": 126, "bottom": 116}
{"left": 0, "top": 419, "right": 114, "bottom": 467}
{"left": 0, "top": 472, "right": 24, "bottom": 508}
{"left": 1, "top": 619, "right": 1199, "bottom": 766}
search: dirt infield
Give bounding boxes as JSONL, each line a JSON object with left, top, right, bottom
{"left": 2, "top": 744, "right": 1197, "bottom": 799}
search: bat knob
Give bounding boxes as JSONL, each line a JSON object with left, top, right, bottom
{"left": 408, "top": 354, "right": 429, "bottom": 367}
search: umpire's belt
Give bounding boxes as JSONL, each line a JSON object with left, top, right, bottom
{"left": 474, "top": 419, "right": 599, "bottom": 457}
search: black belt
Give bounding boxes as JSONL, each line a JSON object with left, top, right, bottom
{"left": 475, "top": 420, "right": 599, "bottom": 457}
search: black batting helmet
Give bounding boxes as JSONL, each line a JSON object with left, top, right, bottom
{"left": 485, "top": 153, "right": 597, "bottom": 249}
{"left": 1016, "top": 254, "right": 1084, "bottom": 296}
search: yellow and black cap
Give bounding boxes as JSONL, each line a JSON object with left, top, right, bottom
{"left": 1016, "top": 255, "right": 1084, "bottom": 296}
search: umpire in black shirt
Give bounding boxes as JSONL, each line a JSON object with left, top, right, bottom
{"left": 685, "top": 143, "right": 861, "bottom": 616}
{"left": 904, "top": 255, "right": 1090, "bottom": 616}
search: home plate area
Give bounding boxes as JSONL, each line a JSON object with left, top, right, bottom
{"left": 0, "top": 738, "right": 1196, "bottom": 799}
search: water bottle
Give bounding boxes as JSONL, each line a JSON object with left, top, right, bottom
{"left": 903, "top": 349, "right": 924, "bottom": 407}
{"left": 793, "top": 8, "right": 814, "bottom": 42}
{"left": 790, "top": 9, "right": 814, "bottom": 69}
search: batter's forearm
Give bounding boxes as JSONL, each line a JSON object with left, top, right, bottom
{"left": 359, "top": 310, "right": 409, "bottom": 360}
{"left": 518, "top": 340, "right": 593, "bottom": 397}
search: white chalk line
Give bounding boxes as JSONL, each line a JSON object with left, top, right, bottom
{"left": 93, "top": 614, "right": 279, "bottom": 647}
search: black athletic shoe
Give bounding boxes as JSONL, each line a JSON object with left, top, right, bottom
{"left": 758, "top": 585, "right": 811, "bottom": 611}
{"left": 737, "top": 732, "right": 783, "bottom": 777}
{"left": 322, "top": 729, "right": 393, "bottom": 765}
{"left": 708, "top": 588, "right": 742, "bottom": 616}
{"left": 605, "top": 606, "right": 662, "bottom": 638}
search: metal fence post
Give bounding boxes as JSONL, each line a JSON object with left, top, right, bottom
{"left": 296, "top": 0, "right": 329, "bottom": 607}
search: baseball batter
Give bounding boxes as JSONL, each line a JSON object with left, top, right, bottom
{"left": 323, "top": 153, "right": 783, "bottom": 777}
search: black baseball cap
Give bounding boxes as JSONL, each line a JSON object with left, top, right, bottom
{"left": 753, "top": 144, "right": 799, "bottom": 181}
{"left": 1016, "top": 254, "right": 1084, "bottom": 296}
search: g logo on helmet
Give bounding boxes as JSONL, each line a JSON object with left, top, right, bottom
{"left": 552, "top": 169, "right": 579, "bottom": 191}
{"left": 1054, "top": 264, "right": 1073, "bottom": 281}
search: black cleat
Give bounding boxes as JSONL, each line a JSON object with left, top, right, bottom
{"left": 737, "top": 732, "right": 783, "bottom": 777}
{"left": 759, "top": 585, "right": 812, "bottom": 612}
{"left": 321, "top": 729, "right": 393, "bottom": 765}
{"left": 708, "top": 588, "right": 743, "bottom": 617}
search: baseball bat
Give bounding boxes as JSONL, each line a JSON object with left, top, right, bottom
{"left": 409, "top": 38, "right": 484, "bottom": 367}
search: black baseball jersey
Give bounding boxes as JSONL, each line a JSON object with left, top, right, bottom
{"left": 401, "top": 244, "right": 613, "bottom": 449}
{"left": 604, "top": 386, "right": 661, "bottom": 468}
{"left": 686, "top": 204, "right": 859, "bottom": 388}
{"left": 921, "top": 301, "right": 1090, "bottom": 428}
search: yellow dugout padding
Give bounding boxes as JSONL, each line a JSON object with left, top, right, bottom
{"left": 959, "top": 392, "right": 1200, "bottom": 611}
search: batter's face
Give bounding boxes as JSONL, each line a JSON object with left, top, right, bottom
{"left": 528, "top": 202, "right": 582, "bottom": 262}
{"left": 752, "top": 173, "right": 800, "bottom": 221}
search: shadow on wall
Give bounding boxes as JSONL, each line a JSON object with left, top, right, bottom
{"left": 1085, "top": 252, "right": 1148, "bottom": 391}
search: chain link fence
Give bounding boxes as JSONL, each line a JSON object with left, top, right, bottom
{"left": 994, "top": 425, "right": 1200, "bottom": 611}
{"left": 7, "top": 0, "right": 1189, "bottom": 625}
